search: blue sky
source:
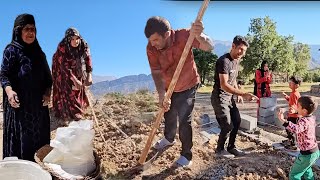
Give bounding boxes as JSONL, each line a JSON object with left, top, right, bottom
{"left": 0, "top": 1, "right": 319, "bottom": 78}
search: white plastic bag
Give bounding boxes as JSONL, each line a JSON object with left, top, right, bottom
{"left": 44, "top": 119, "right": 96, "bottom": 177}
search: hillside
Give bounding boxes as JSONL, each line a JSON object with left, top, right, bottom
{"left": 90, "top": 41, "right": 320, "bottom": 96}
{"left": 90, "top": 74, "right": 155, "bottom": 96}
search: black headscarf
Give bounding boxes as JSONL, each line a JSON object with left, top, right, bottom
{"left": 259, "top": 60, "right": 268, "bottom": 96}
{"left": 59, "top": 27, "right": 89, "bottom": 78}
{"left": 10, "top": 13, "right": 52, "bottom": 98}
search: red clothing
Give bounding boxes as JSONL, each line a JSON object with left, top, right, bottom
{"left": 285, "top": 90, "right": 301, "bottom": 118}
{"left": 52, "top": 43, "right": 92, "bottom": 120}
{"left": 255, "top": 69, "right": 272, "bottom": 98}
{"left": 147, "top": 29, "right": 200, "bottom": 92}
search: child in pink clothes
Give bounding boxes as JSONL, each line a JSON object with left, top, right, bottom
{"left": 278, "top": 96, "right": 319, "bottom": 180}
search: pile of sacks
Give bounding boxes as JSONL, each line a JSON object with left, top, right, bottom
{"left": 44, "top": 120, "right": 96, "bottom": 179}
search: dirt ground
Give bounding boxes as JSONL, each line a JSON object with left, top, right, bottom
{"left": 88, "top": 91, "right": 320, "bottom": 180}
{"left": 1, "top": 90, "right": 320, "bottom": 179}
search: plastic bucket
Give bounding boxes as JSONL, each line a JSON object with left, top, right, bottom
{"left": 0, "top": 157, "right": 52, "bottom": 180}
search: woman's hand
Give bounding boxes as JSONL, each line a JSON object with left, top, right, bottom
{"left": 42, "top": 95, "right": 50, "bottom": 106}
{"left": 6, "top": 87, "right": 20, "bottom": 108}
{"left": 84, "top": 72, "right": 93, "bottom": 86}
{"left": 69, "top": 69, "right": 82, "bottom": 90}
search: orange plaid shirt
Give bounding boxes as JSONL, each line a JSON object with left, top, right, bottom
{"left": 147, "top": 29, "right": 200, "bottom": 92}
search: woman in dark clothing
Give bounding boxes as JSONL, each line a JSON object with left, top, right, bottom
{"left": 52, "top": 28, "right": 93, "bottom": 121}
{"left": 0, "top": 14, "right": 52, "bottom": 161}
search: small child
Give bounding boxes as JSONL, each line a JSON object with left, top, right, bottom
{"left": 278, "top": 96, "right": 319, "bottom": 180}
{"left": 281, "top": 76, "right": 301, "bottom": 150}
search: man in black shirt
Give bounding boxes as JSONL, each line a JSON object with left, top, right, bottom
{"left": 211, "top": 35, "right": 257, "bottom": 158}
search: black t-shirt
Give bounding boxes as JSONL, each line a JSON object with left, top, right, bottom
{"left": 212, "top": 53, "right": 239, "bottom": 99}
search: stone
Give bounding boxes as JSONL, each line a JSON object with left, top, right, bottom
{"left": 240, "top": 113, "right": 257, "bottom": 131}
{"left": 260, "top": 97, "right": 277, "bottom": 108}
{"left": 258, "top": 114, "right": 275, "bottom": 124}
{"left": 259, "top": 106, "right": 276, "bottom": 117}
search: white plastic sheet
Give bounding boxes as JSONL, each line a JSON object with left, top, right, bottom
{"left": 44, "top": 120, "right": 96, "bottom": 177}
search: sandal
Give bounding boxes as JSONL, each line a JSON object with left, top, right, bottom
{"left": 153, "top": 137, "right": 175, "bottom": 150}
{"left": 172, "top": 156, "right": 192, "bottom": 169}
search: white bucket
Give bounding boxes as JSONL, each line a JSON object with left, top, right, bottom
{"left": 0, "top": 157, "right": 52, "bottom": 180}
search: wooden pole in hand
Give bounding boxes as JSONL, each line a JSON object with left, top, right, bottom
{"left": 138, "top": 0, "right": 210, "bottom": 165}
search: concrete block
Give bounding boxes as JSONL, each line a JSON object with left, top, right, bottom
{"left": 274, "top": 106, "right": 288, "bottom": 129}
{"left": 199, "top": 127, "right": 221, "bottom": 144}
{"left": 316, "top": 126, "right": 320, "bottom": 138}
{"left": 314, "top": 159, "right": 320, "bottom": 168}
{"left": 259, "top": 106, "right": 276, "bottom": 117}
{"left": 196, "top": 114, "right": 210, "bottom": 126}
{"left": 260, "top": 97, "right": 277, "bottom": 108}
{"left": 240, "top": 113, "right": 257, "bottom": 131}
{"left": 258, "top": 115, "right": 275, "bottom": 124}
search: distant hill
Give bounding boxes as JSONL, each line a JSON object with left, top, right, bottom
{"left": 90, "top": 41, "right": 320, "bottom": 96}
{"left": 92, "top": 75, "right": 117, "bottom": 83}
{"left": 90, "top": 74, "right": 155, "bottom": 96}
{"left": 309, "top": 44, "right": 320, "bottom": 68}
{"left": 213, "top": 40, "right": 231, "bottom": 56}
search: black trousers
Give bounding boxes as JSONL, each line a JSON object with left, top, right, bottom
{"left": 164, "top": 85, "right": 197, "bottom": 161}
{"left": 211, "top": 95, "right": 241, "bottom": 151}
{"left": 286, "top": 117, "right": 299, "bottom": 145}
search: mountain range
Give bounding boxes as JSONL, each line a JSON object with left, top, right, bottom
{"left": 91, "top": 74, "right": 155, "bottom": 96}
{"left": 90, "top": 40, "right": 320, "bottom": 96}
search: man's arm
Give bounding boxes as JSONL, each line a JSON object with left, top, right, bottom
{"left": 196, "top": 33, "right": 213, "bottom": 52}
{"left": 151, "top": 70, "right": 166, "bottom": 97}
{"left": 219, "top": 74, "right": 245, "bottom": 96}
{"left": 189, "top": 21, "right": 213, "bottom": 52}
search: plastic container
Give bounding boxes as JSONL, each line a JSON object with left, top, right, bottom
{"left": 0, "top": 157, "right": 52, "bottom": 180}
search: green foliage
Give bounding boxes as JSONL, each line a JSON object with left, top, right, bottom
{"left": 294, "top": 43, "right": 311, "bottom": 77}
{"left": 303, "top": 70, "right": 320, "bottom": 82}
{"left": 242, "top": 16, "right": 280, "bottom": 77}
{"left": 136, "top": 88, "right": 150, "bottom": 95}
{"left": 193, "top": 48, "right": 218, "bottom": 84}
{"left": 241, "top": 16, "right": 311, "bottom": 82}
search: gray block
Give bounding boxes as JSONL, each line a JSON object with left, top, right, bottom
{"left": 259, "top": 106, "right": 276, "bottom": 117}
{"left": 240, "top": 113, "right": 257, "bottom": 131}
{"left": 316, "top": 126, "right": 320, "bottom": 138}
{"left": 196, "top": 114, "right": 210, "bottom": 125}
{"left": 314, "top": 159, "right": 320, "bottom": 168}
{"left": 274, "top": 106, "right": 288, "bottom": 129}
{"left": 260, "top": 97, "right": 277, "bottom": 108}
{"left": 258, "top": 115, "right": 275, "bottom": 124}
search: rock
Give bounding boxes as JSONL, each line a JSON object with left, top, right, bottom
{"left": 247, "top": 168, "right": 256, "bottom": 173}
{"left": 113, "top": 106, "right": 122, "bottom": 114}
{"left": 276, "top": 166, "right": 288, "bottom": 180}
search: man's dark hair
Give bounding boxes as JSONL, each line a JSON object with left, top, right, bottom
{"left": 298, "top": 96, "right": 317, "bottom": 114}
{"left": 233, "top": 35, "right": 249, "bottom": 47}
{"left": 289, "top": 76, "right": 301, "bottom": 86}
{"left": 144, "top": 16, "right": 171, "bottom": 38}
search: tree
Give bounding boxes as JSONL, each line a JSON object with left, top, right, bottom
{"left": 193, "top": 49, "right": 218, "bottom": 84}
{"left": 272, "top": 35, "right": 295, "bottom": 81}
{"left": 241, "top": 16, "right": 296, "bottom": 81}
{"left": 241, "top": 16, "right": 280, "bottom": 77}
{"left": 293, "top": 43, "right": 311, "bottom": 77}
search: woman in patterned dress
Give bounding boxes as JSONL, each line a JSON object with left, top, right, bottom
{"left": 52, "top": 28, "right": 93, "bottom": 121}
